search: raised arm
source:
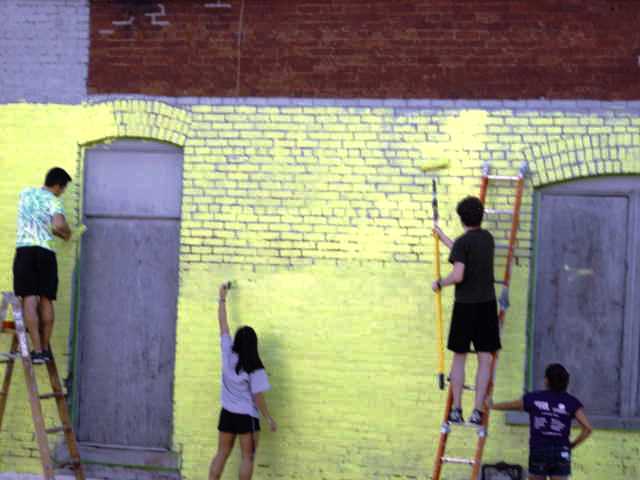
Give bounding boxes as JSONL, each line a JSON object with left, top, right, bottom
{"left": 570, "top": 408, "right": 593, "bottom": 450}
{"left": 52, "top": 213, "right": 71, "bottom": 241}
{"left": 218, "top": 283, "right": 230, "bottom": 336}
{"left": 253, "top": 392, "right": 277, "bottom": 432}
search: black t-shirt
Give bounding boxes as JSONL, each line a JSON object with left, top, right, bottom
{"left": 448, "top": 228, "right": 496, "bottom": 303}
{"left": 523, "top": 390, "right": 583, "bottom": 450}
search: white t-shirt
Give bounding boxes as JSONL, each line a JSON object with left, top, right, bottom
{"left": 220, "top": 333, "right": 270, "bottom": 418}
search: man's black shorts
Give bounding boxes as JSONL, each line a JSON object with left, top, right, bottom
{"left": 447, "top": 300, "right": 501, "bottom": 353}
{"left": 13, "top": 247, "right": 58, "bottom": 300}
{"left": 218, "top": 408, "right": 260, "bottom": 434}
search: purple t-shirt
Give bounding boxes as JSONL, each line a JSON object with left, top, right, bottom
{"left": 523, "top": 390, "right": 583, "bottom": 449}
{"left": 220, "top": 333, "right": 270, "bottom": 418}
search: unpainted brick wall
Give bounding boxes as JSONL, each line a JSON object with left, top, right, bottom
{"left": 0, "top": 0, "right": 89, "bottom": 104}
{"left": 89, "top": 0, "right": 640, "bottom": 99}
{"left": 0, "top": 99, "right": 639, "bottom": 479}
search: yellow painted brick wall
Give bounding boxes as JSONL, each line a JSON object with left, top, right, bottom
{"left": 0, "top": 100, "right": 639, "bottom": 479}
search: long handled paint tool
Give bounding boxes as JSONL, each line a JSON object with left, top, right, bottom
{"left": 420, "top": 159, "right": 449, "bottom": 390}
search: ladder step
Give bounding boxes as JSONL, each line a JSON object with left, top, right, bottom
{"left": 485, "top": 208, "right": 513, "bottom": 215}
{"left": 446, "top": 377, "right": 476, "bottom": 391}
{"left": 487, "top": 175, "right": 520, "bottom": 181}
{"left": 448, "top": 420, "right": 482, "bottom": 429}
{"left": 39, "top": 392, "right": 66, "bottom": 400}
{"left": 442, "top": 456, "right": 475, "bottom": 465}
{"left": 45, "top": 425, "right": 69, "bottom": 435}
{"left": 0, "top": 353, "right": 17, "bottom": 363}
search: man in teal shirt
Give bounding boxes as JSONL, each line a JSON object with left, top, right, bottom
{"left": 13, "top": 167, "right": 73, "bottom": 364}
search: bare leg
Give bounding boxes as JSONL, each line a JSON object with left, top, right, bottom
{"left": 38, "top": 297, "right": 55, "bottom": 351}
{"left": 474, "top": 352, "right": 493, "bottom": 411}
{"left": 209, "top": 432, "right": 236, "bottom": 480}
{"left": 22, "top": 296, "right": 42, "bottom": 352}
{"left": 550, "top": 476, "right": 568, "bottom": 480}
{"left": 528, "top": 475, "right": 546, "bottom": 480}
{"left": 450, "top": 353, "right": 467, "bottom": 409}
{"left": 238, "top": 431, "right": 259, "bottom": 480}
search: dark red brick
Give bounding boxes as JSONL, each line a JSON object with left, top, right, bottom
{"left": 89, "top": 0, "right": 640, "bottom": 99}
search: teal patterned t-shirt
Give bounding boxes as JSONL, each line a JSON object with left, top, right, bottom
{"left": 16, "top": 187, "right": 65, "bottom": 251}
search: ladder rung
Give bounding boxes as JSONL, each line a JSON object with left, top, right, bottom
{"left": 487, "top": 175, "right": 520, "bottom": 181}
{"left": 446, "top": 377, "right": 476, "bottom": 391}
{"left": 39, "top": 392, "right": 66, "bottom": 400}
{"left": 45, "top": 425, "right": 69, "bottom": 435}
{"left": 449, "top": 421, "right": 482, "bottom": 429}
{"left": 485, "top": 208, "right": 513, "bottom": 215}
{"left": 442, "top": 456, "right": 475, "bottom": 465}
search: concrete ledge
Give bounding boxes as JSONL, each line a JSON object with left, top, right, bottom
{"left": 0, "top": 475, "right": 99, "bottom": 480}
{"left": 54, "top": 442, "right": 181, "bottom": 479}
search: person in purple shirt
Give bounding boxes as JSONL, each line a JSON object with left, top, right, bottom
{"left": 209, "top": 282, "right": 277, "bottom": 480}
{"left": 491, "top": 364, "right": 592, "bottom": 480}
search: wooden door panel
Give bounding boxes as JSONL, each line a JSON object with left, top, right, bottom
{"left": 533, "top": 194, "right": 628, "bottom": 416}
{"left": 77, "top": 141, "right": 181, "bottom": 448}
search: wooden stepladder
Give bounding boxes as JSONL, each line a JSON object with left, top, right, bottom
{"left": 0, "top": 292, "right": 84, "bottom": 480}
{"left": 432, "top": 161, "right": 528, "bottom": 480}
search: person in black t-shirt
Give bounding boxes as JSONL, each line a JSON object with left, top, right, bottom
{"left": 432, "top": 196, "right": 500, "bottom": 425}
{"left": 491, "top": 364, "right": 592, "bottom": 480}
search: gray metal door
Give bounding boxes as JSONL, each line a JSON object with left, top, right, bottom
{"left": 532, "top": 177, "right": 640, "bottom": 418}
{"left": 77, "top": 140, "right": 182, "bottom": 448}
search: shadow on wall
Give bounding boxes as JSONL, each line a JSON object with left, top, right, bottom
{"left": 257, "top": 331, "right": 287, "bottom": 474}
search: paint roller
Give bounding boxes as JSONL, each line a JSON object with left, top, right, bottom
{"left": 420, "top": 158, "right": 449, "bottom": 390}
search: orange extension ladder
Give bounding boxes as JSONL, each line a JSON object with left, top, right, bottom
{"left": 432, "top": 161, "right": 528, "bottom": 480}
{"left": 0, "top": 292, "right": 85, "bottom": 480}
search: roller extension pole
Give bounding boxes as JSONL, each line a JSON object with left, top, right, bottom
{"left": 432, "top": 179, "right": 445, "bottom": 390}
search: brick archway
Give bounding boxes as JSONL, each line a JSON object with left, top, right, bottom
{"left": 80, "top": 100, "right": 192, "bottom": 147}
{"left": 523, "top": 133, "right": 640, "bottom": 187}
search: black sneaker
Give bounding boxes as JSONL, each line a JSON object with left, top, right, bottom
{"left": 448, "top": 407, "right": 464, "bottom": 424}
{"left": 30, "top": 351, "right": 45, "bottom": 365}
{"left": 41, "top": 349, "right": 53, "bottom": 363}
{"left": 469, "top": 409, "right": 484, "bottom": 425}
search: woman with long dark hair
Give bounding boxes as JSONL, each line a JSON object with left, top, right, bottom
{"left": 209, "top": 283, "right": 277, "bottom": 480}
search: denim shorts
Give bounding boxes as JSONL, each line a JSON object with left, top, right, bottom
{"left": 529, "top": 445, "right": 571, "bottom": 477}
